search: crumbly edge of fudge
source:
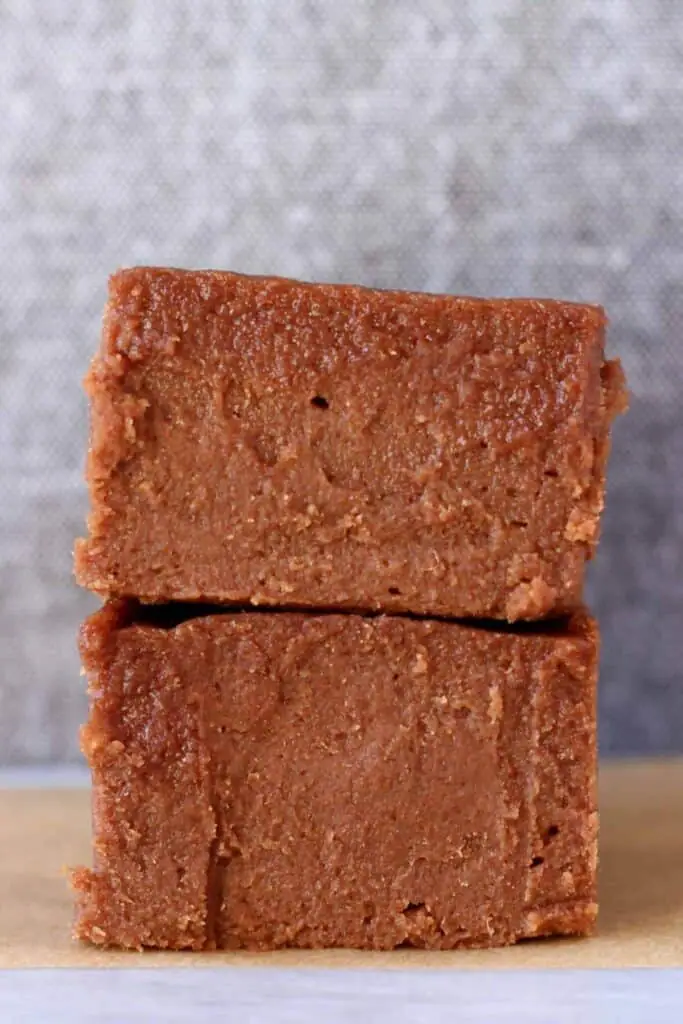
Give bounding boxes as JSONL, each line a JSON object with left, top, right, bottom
{"left": 71, "top": 600, "right": 215, "bottom": 950}
{"left": 503, "top": 350, "right": 627, "bottom": 620}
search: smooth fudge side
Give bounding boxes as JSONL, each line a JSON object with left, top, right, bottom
{"left": 73, "top": 604, "right": 598, "bottom": 951}
{"left": 75, "top": 267, "right": 627, "bottom": 620}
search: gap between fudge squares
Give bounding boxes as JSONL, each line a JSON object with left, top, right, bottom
{"left": 121, "top": 597, "right": 584, "bottom": 636}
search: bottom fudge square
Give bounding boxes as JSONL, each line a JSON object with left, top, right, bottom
{"left": 73, "top": 603, "right": 598, "bottom": 951}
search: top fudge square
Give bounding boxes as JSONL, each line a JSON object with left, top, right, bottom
{"left": 76, "top": 268, "right": 626, "bottom": 620}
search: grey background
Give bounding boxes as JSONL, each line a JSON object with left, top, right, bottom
{"left": 0, "top": 0, "right": 680, "bottom": 764}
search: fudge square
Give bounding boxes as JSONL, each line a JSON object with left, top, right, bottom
{"left": 75, "top": 268, "right": 626, "bottom": 620}
{"left": 73, "top": 602, "right": 598, "bottom": 951}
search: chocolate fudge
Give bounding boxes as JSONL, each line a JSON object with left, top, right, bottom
{"left": 72, "top": 602, "right": 598, "bottom": 951}
{"left": 75, "top": 268, "right": 626, "bottom": 621}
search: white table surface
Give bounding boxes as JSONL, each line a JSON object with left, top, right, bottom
{"left": 0, "top": 967, "right": 681, "bottom": 1023}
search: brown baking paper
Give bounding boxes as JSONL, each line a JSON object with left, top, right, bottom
{"left": 2, "top": 760, "right": 682, "bottom": 969}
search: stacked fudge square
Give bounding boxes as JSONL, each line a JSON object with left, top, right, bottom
{"left": 72, "top": 268, "right": 626, "bottom": 951}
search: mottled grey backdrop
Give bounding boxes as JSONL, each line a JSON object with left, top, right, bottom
{"left": 0, "top": 0, "right": 680, "bottom": 763}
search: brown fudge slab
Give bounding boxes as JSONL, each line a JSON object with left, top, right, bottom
{"left": 73, "top": 603, "right": 598, "bottom": 951}
{"left": 74, "top": 268, "right": 626, "bottom": 620}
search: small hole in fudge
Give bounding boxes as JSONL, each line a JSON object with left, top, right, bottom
{"left": 544, "top": 468, "right": 559, "bottom": 478}
{"left": 511, "top": 520, "right": 528, "bottom": 528}
{"left": 403, "top": 902, "right": 425, "bottom": 915}
{"left": 479, "top": 439, "right": 489, "bottom": 449}
{"left": 453, "top": 705, "right": 473, "bottom": 721}
{"left": 311, "top": 395, "right": 329, "bottom": 410}
{"left": 388, "top": 586, "right": 401, "bottom": 596}
{"left": 546, "top": 824, "right": 560, "bottom": 839}
{"left": 530, "top": 855, "right": 544, "bottom": 868}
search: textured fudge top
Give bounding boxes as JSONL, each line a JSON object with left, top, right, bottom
{"left": 74, "top": 603, "right": 598, "bottom": 951}
{"left": 75, "top": 268, "right": 627, "bottom": 619}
